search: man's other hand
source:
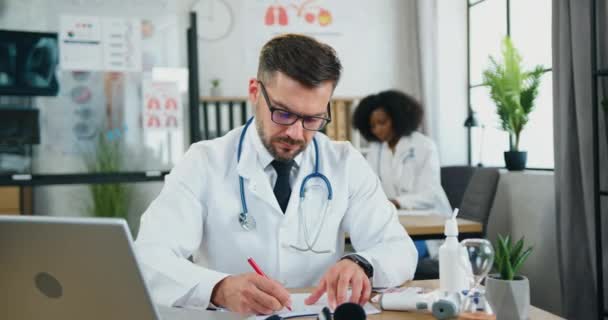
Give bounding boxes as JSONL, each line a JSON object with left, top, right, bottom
{"left": 304, "top": 259, "right": 371, "bottom": 310}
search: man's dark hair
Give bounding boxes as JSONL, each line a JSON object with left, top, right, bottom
{"left": 353, "top": 90, "right": 424, "bottom": 142}
{"left": 258, "top": 34, "right": 342, "bottom": 88}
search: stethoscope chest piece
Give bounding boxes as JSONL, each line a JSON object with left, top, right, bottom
{"left": 239, "top": 212, "right": 256, "bottom": 231}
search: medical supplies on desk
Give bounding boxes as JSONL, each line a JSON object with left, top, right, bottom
{"left": 375, "top": 287, "right": 461, "bottom": 320}
{"left": 439, "top": 209, "right": 470, "bottom": 293}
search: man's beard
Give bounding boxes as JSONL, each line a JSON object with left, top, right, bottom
{"left": 255, "top": 116, "right": 306, "bottom": 162}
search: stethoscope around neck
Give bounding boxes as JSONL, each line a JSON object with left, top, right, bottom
{"left": 237, "top": 117, "right": 334, "bottom": 253}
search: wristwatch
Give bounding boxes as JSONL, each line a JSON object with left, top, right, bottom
{"left": 341, "top": 254, "right": 374, "bottom": 278}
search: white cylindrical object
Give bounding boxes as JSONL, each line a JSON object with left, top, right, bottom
{"left": 444, "top": 216, "right": 459, "bottom": 237}
{"left": 439, "top": 236, "right": 469, "bottom": 293}
{"left": 379, "top": 288, "right": 432, "bottom": 311}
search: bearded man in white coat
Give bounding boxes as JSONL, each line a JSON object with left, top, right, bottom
{"left": 135, "top": 34, "right": 418, "bottom": 316}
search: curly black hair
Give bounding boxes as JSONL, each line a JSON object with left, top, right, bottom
{"left": 353, "top": 90, "right": 424, "bottom": 142}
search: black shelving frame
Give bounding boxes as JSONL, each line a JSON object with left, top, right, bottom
{"left": 0, "top": 172, "right": 168, "bottom": 187}
{"left": 188, "top": 12, "right": 201, "bottom": 144}
{"left": 591, "top": 0, "right": 607, "bottom": 318}
{"left": 0, "top": 12, "right": 200, "bottom": 214}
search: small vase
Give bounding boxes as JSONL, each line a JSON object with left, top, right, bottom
{"left": 210, "top": 86, "right": 221, "bottom": 97}
{"left": 485, "top": 274, "right": 530, "bottom": 320}
{"left": 504, "top": 151, "right": 527, "bottom": 171}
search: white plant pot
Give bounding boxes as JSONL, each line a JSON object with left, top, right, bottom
{"left": 210, "top": 86, "right": 221, "bottom": 97}
{"left": 486, "top": 274, "right": 530, "bottom": 320}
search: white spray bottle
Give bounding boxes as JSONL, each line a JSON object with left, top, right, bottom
{"left": 439, "top": 208, "right": 470, "bottom": 294}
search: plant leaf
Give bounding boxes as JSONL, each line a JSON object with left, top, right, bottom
{"left": 482, "top": 36, "right": 544, "bottom": 151}
{"left": 505, "top": 234, "right": 512, "bottom": 252}
{"left": 520, "top": 66, "right": 545, "bottom": 115}
{"left": 505, "top": 256, "right": 514, "bottom": 280}
{"left": 494, "top": 245, "right": 503, "bottom": 271}
{"left": 83, "top": 132, "right": 133, "bottom": 233}
{"left": 497, "top": 235, "right": 512, "bottom": 279}
{"left": 510, "top": 237, "right": 524, "bottom": 264}
{"left": 512, "top": 247, "right": 533, "bottom": 275}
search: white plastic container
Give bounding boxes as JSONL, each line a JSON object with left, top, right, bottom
{"left": 439, "top": 209, "right": 470, "bottom": 293}
{"left": 379, "top": 287, "right": 431, "bottom": 312}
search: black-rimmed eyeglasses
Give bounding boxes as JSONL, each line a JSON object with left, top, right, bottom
{"left": 258, "top": 81, "right": 331, "bottom": 131}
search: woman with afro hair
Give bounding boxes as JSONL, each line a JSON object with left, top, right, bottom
{"left": 353, "top": 90, "right": 451, "bottom": 217}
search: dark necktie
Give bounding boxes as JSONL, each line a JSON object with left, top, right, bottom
{"left": 271, "top": 160, "right": 295, "bottom": 213}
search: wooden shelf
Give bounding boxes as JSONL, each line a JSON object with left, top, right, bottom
{"left": 199, "top": 96, "right": 362, "bottom": 103}
{"left": 0, "top": 186, "right": 31, "bottom": 215}
{"left": 201, "top": 96, "right": 248, "bottom": 103}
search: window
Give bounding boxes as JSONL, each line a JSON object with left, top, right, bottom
{"left": 468, "top": 0, "right": 553, "bottom": 168}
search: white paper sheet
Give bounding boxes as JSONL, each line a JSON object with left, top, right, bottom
{"left": 60, "top": 15, "right": 141, "bottom": 71}
{"left": 254, "top": 293, "right": 380, "bottom": 320}
{"left": 59, "top": 16, "right": 104, "bottom": 71}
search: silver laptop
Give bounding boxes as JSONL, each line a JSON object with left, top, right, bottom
{"left": 0, "top": 215, "right": 250, "bottom": 320}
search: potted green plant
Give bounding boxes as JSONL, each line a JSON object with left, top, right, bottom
{"left": 482, "top": 37, "right": 545, "bottom": 170}
{"left": 486, "top": 234, "right": 533, "bottom": 320}
{"left": 210, "top": 78, "right": 221, "bottom": 96}
{"left": 84, "top": 131, "right": 133, "bottom": 234}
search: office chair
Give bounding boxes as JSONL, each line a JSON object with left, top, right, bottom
{"left": 457, "top": 167, "right": 500, "bottom": 236}
{"left": 414, "top": 167, "right": 500, "bottom": 280}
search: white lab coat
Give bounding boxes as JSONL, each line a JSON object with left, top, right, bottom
{"left": 135, "top": 123, "right": 418, "bottom": 308}
{"left": 366, "top": 132, "right": 452, "bottom": 217}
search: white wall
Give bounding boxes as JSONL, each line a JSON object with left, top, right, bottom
{"left": 434, "top": 0, "right": 468, "bottom": 165}
{"left": 417, "top": 0, "right": 468, "bottom": 165}
{"left": 195, "top": 0, "right": 467, "bottom": 164}
{"left": 197, "top": 0, "right": 424, "bottom": 98}
{"left": 1, "top": 0, "right": 469, "bottom": 221}
{"left": 3, "top": 0, "right": 431, "bottom": 99}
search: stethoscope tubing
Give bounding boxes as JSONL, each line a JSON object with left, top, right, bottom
{"left": 237, "top": 117, "right": 254, "bottom": 215}
{"left": 237, "top": 117, "right": 333, "bottom": 235}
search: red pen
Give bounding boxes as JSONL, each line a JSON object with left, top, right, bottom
{"left": 247, "top": 257, "right": 292, "bottom": 311}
